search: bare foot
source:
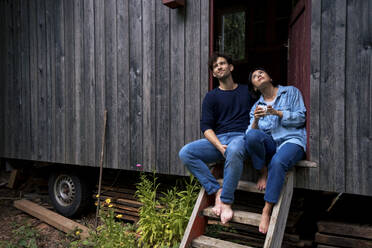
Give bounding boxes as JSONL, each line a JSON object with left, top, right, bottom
{"left": 212, "top": 188, "right": 222, "bottom": 216}
{"left": 259, "top": 212, "right": 270, "bottom": 234}
{"left": 259, "top": 202, "right": 273, "bottom": 234}
{"left": 257, "top": 166, "right": 268, "bottom": 191}
{"left": 220, "top": 202, "right": 233, "bottom": 224}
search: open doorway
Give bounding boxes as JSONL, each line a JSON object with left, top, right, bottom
{"left": 211, "top": 0, "right": 295, "bottom": 89}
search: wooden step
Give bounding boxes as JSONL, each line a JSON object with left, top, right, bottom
{"left": 203, "top": 207, "right": 261, "bottom": 226}
{"left": 192, "top": 235, "right": 254, "bottom": 248}
{"left": 218, "top": 179, "right": 264, "bottom": 194}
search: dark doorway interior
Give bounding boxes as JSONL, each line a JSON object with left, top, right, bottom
{"left": 212, "top": 0, "right": 294, "bottom": 89}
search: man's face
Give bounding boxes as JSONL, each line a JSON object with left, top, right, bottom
{"left": 212, "top": 57, "right": 233, "bottom": 80}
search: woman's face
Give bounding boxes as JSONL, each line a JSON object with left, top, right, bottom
{"left": 251, "top": 70, "right": 272, "bottom": 90}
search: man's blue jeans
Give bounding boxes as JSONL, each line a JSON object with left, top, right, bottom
{"left": 179, "top": 132, "right": 247, "bottom": 204}
{"left": 244, "top": 129, "right": 305, "bottom": 203}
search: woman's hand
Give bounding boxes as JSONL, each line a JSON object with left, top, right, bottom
{"left": 266, "top": 105, "right": 283, "bottom": 118}
{"left": 254, "top": 106, "right": 267, "bottom": 120}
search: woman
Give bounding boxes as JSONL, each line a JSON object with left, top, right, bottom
{"left": 244, "top": 68, "right": 306, "bottom": 234}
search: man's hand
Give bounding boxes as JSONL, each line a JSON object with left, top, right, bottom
{"left": 218, "top": 144, "right": 228, "bottom": 157}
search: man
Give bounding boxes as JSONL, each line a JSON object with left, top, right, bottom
{"left": 179, "top": 53, "right": 254, "bottom": 224}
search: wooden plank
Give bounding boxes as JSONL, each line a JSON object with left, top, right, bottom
{"left": 0, "top": 0, "right": 5, "bottom": 157}
{"left": 192, "top": 235, "right": 253, "bottom": 248}
{"left": 169, "top": 2, "right": 185, "bottom": 175}
{"left": 317, "top": 221, "right": 372, "bottom": 240}
{"left": 36, "top": 0, "right": 48, "bottom": 161}
{"left": 315, "top": 232, "right": 372, "bottom": 247}
{"left": 217, "top": 179, "right": 265, "bottom": 194}
{"left": 345, "top": 0, "right": 372, "bottom": 195}
{"left": 45, "top": 0, "right": 56, "bottom": 162}
{"left": 73, "top": 0, "right": 85, "bottom": 164}
{"left": 104, "top": 0, "right": 118, "bottom": 169}
{"left": 200, "top": 0, "right": 209, "bottom": 129}
{"left": 184, "top": 0, "right": 201, "bottom": 144}
{"left": 13, "top": 0, "right": 22, "bottom": 158}
{"left": 94, "top": 0, "right": 105, "bottom": 167}
{"left": 154, "top": 1, "right": 170, "bottom": 174}
{"left": 64, "top": 0, "right": 75, "bottom": 164}
{"left": 203, "top": 207, "right": 261, "bottom": 226}
{"left": 14, "top": 199, "right": 90, "bottom": 239}
{"left": 128, "top": 0, "right": 143, "bottom": 171}
{"left": 5, "top": 0, "right": 14, "bottom": 158}
{"left": 180, "top": 188, "right": 214, "bottom": 248}
{"left": 117, "top": 0, "right": 130, "bottom": 169}
{"left": 54, "top": 0, "right": 66, "bottom": 163}
{"left": 307, "top": 0, "right": 322, "bottom": 190}
{"left": 83, "top": 0, "right": 95, "bottom": 166}
{"left": 317, "top": 245, "right": 340, "bottom": 248}
{"left": 264, "top": 170, "right": 294, "bottom": 248}
{"left": 7, "top": 169, "right": 20, "bottom": 189}
{"left": 319, "top": 0, "right": 346, "bottom": 192}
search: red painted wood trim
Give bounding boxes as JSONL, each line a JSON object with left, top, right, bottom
{"left": 208, "top": 0, "right": 214, "bottom": 91}
{"left": 290, "top": 0, "right": 306, "bottom": 26}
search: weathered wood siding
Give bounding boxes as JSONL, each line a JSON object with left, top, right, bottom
{"left": 307, "top": 0, "right": 372, "bottom": 194}
{"left": 0, "top": 0, "right": 209, "bottom": 175}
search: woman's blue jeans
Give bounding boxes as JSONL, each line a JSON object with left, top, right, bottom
{"left": 179, "top": 132, "right": 247, "bottom": 204}
{"left": 244, "top": 129, "right": 305, "bottom": 203}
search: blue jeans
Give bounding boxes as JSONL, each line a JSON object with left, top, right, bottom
{"left": 244, "top": 129, "right": 305, "bottom": 203}
{"left": 179, "top": 132, "right": 247, "bottom": 204}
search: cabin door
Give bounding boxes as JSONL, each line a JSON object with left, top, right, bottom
{"left": 287, "top": 0, "right": 311, "bottom": 147}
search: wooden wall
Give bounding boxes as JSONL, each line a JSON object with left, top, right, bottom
{"left": 1, "top": 0, "right": 372, "bottom": 196}
{"left": 0, "top": 0, "right": 209, "bottom": 176}
{"left": 307, "top": 0, "right": 372, "bottom": 195}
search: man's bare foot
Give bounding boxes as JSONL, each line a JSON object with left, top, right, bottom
{"left": 220, "top": 202, "right": 233, "bottom": 224}
{"left": 257, "top": 166, "right": 268, "bottom": 191}
{"left": 212, "top": 188, "right": 222, "bottom": 216}
{"left": 259, "top": 202, "right": 273, "bottom": 234}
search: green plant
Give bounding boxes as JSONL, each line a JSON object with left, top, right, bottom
{"left": 135, "top": 173, "right": 200, "bottom": 248}
{"left": 70, "top": 199, "right": 137, "bottom": 248}
{"left": 0, "top": 222, "right": 40, "bottom": 248}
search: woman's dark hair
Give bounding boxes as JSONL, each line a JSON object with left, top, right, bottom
{"left": 208, "top": 53, "right": 233, "bottom": 71}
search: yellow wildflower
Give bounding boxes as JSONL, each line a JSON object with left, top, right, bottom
{"left": 75, "top": 231, "right": 80, "bottom": 236}
{"left": 108, "top": 204, "right": 113, "bottom": 208}
{"left": 94, "top": 202, "right": 98, "bottom": 206}
{"left": 95, "top": 194, "right": 100, "bottom": 198}
{"left": 105, "top": 198, "right": 111, "bottom": 204}
{"left": 116, "top": 214, "right": 123, "bottom": 219}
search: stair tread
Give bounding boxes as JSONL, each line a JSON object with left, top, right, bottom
{"left": 203, "top": 207, "right": 261, "bottom": 226}
{"left": 218, "top": 179, "right": 264, "bottom": 194}
{"left": 192, "top": 235, "right": 254, "bottom": 248}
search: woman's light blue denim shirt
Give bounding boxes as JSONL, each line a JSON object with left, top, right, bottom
{"left": 246, "top": 85, "right": 307, "bottom": 151}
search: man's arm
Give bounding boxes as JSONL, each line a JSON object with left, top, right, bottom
{"left": 204, "top": 129, "right": 227, "bottom": 156}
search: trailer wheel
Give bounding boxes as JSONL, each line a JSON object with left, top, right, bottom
{"left": 48, "top": 171, "right": 90, "bottom": 217}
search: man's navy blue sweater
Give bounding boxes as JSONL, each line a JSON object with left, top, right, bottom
{"left": 200, "top": 84, "right": 254, "bottom": 135}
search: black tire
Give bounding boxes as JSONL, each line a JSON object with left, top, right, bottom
{"left": 48, "top": 171, "right": 91, "bottom": 217}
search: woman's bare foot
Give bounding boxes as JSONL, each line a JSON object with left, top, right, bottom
{"left": 259, "top": 202, "right": 273, "bottom": 234}
{"left": 212, "top": 188, "right": 222, "bottom": 216}
{"left": 220, "top": 202, "right": 233, "bottom": 224}
{"left": 257, "top": 166, "right": 268, "bottom": 191}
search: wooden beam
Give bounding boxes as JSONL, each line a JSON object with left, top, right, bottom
{"left": 264, "top": 170, "right": 294, "bottom": 248}
{"left": 14, "top": 199, "right": 90, "bottom": 239}
{"left": 179, "top": 188, "right": 214, "bottom": 248}
{"left": 315, "top": 232, "right": 372, "bottom": 247}
{"left": 317, "top": 221, "right": 372, "bottom": 240}
{"left": 203, "top": 207, "right": 261, "bottom": 226}
{"left": 7, "top": 169, "right": 20, "bottom": 189}
{"left": 192, "top": 235, "right": 254, "bottom": 248}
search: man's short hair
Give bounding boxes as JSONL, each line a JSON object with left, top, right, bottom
{"left": 208, "top": 53, "right": 233, "bottom": 71}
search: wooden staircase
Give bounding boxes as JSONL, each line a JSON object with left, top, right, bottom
{"left": 180, "top": 170, "right": 295, "bottom": 248}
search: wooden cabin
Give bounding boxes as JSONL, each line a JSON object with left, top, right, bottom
{"left": 0, "top": 0, "right": 371, "bottom": 198}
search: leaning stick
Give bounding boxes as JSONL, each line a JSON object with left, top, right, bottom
{"left": 95, "top": 110, "right": 108, "bottom": 230}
